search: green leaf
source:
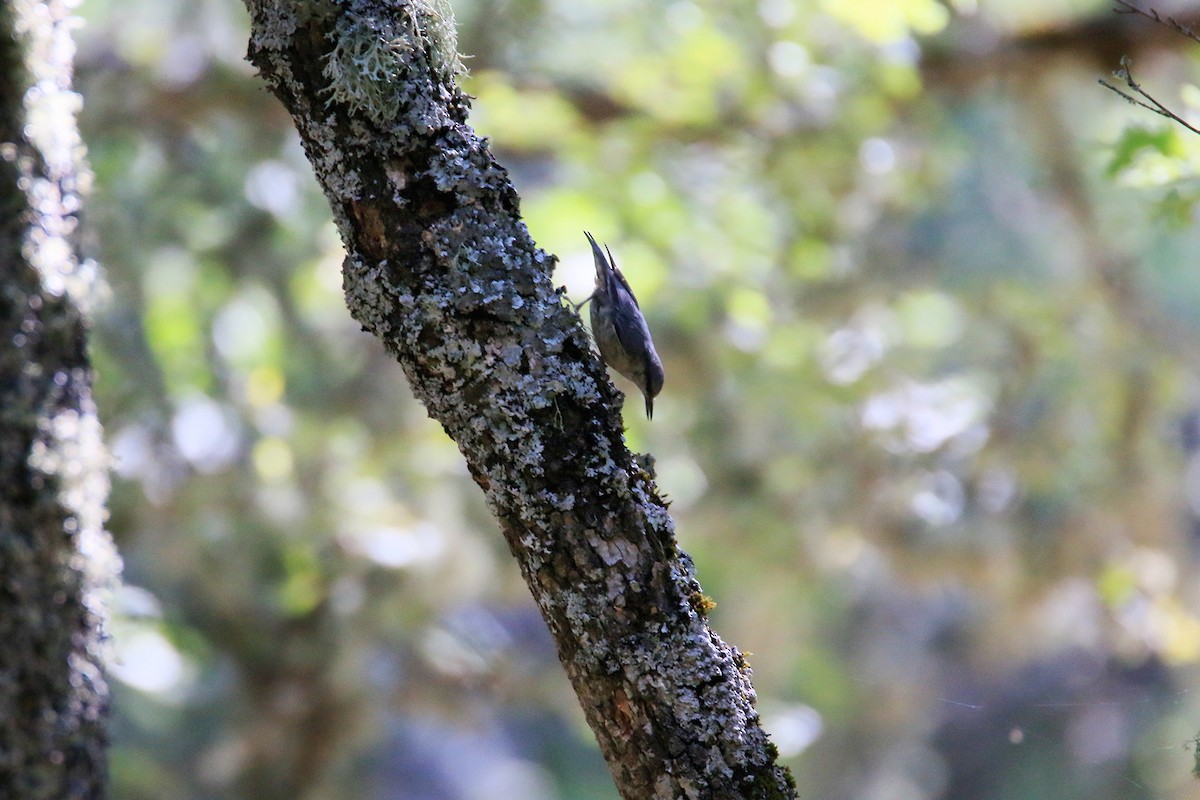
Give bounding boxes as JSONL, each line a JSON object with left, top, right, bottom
{"left": 1106, "top": 125, "right": 1180, "bottom": 177}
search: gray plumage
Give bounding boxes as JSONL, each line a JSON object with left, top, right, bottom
{"left": 581, "top": 231, "right": 665, "bottom": 419}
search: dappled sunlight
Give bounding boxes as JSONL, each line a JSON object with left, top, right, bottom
{"left": 861, "top": 377, "right": 991, "bottom": 454}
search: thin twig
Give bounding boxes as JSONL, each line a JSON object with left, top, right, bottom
{"left": 1099, "top": 56, "right": 1200, "bottom": 136}
{"left": 1112, "top": 0, "right": 1200, "bottom": 44}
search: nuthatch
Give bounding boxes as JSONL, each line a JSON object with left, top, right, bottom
{"left": 576, "top": 231, "right": 665, "bottom": 419}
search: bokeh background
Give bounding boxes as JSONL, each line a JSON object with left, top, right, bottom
{"left": 73, "top": 0, "right": 1200, "bottom": 797}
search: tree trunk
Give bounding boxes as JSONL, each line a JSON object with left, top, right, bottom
{"left": 0, "top": 1, "right": 118, "bottom": 797}
{"left": 242, "top": 1, "right": 796, "bottom": 797}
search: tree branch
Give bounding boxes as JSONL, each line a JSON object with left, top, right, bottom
{"left": 1097, "top": 4, "right": 1200, "bottom": 136}
{"left": 1099, "top": 56, "right": 1200, "bottom": 136}
{"left": 241, "top": 1, "right": 795, "bottom": 797}
{"left": 1112, "top": 0, "right": 1200, "bottom": 45}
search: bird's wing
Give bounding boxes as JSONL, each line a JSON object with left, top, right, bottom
{"left": 609, "top": 277, "right": 653, "bottom": 359}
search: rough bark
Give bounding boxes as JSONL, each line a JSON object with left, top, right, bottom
{"left": 0, "top": 1, "right": 119, "bottom": 798}
{"left": 243, "top": 1, "right": 796, "bottom": 798}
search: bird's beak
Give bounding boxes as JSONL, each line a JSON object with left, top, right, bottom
{"left": 645, "top": 396, "right": 654, "bottom": 420}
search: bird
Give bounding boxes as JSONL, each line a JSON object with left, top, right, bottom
{"left": 576, "top": 231, "right": 665, "bottom": 419}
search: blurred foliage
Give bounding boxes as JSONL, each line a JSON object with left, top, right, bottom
{"left": 73, "top": 0, "right": 1200, "bottom": 798}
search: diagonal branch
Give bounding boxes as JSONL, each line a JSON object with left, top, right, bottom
{"left": 1112, "top": 0, "right": 1200, "bottom": 44}
{"left": 1098, "top": 56, "right": 1200, "bottom": 136}
{"left": 1101, "top": 3, "right": 1200, "bottom": 136}
{"left": 241, "top": 1, "right": 796, "bottom": 798}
